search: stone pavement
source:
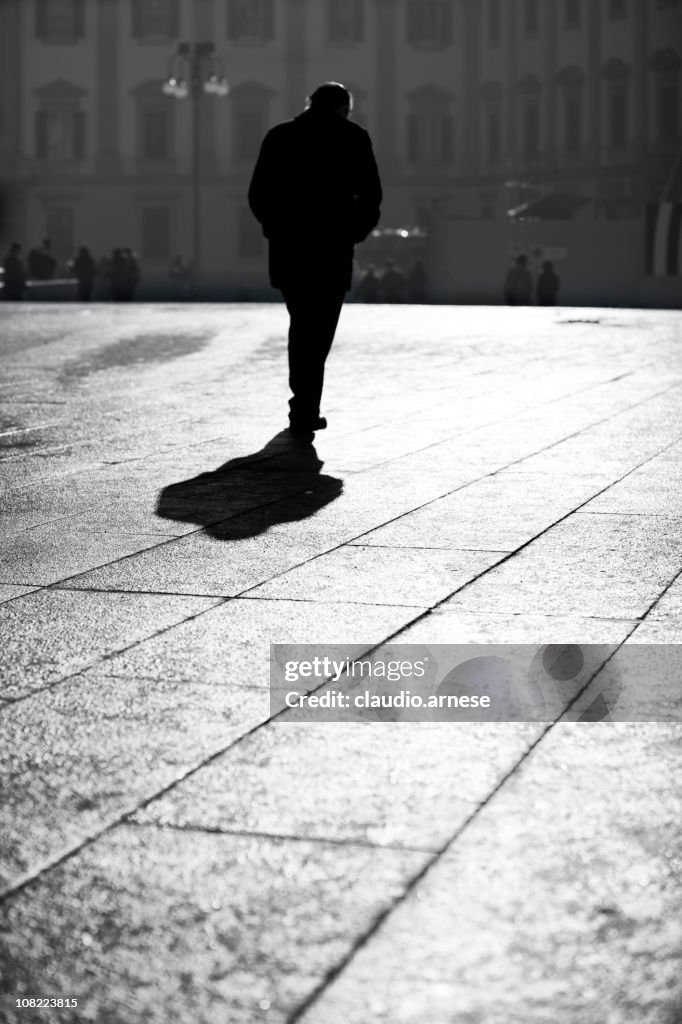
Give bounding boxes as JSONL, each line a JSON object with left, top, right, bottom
{"left": 1, "top": 302, "right": 681, "bottom": 1024}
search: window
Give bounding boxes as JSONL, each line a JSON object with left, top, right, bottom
{"left": 236, "top": 112, "right": 264, "bottom": 161}
{"left": 657, "top": 80, "right": 679, "bottom": 143}
{"left": 609, "top": 90, "right": 628, "bottom": 148}
{"left": 487, "top": 110, "right": 501, "bottom": 162}
{"left": 328, "top": 0, "right": 363, "bottom": 44}
{"left": 133, "top": 80, "right": 175, "bottom": 163}
{"left": 34, "top": 79, "right": 87, "bottom": 162}
{"left": 227, "top": 0, "right": 274, "bottom": 42}
{"left": 35, "top": 109, "right": 86, "bottom": 161}
{"left": 488, "top": 0, "right": 500, "bottom": 46}
{"left": 35, "top": 0, "right": 85, "bottom": 41}
{"left": 45, "top": 207, "right": 75, "bottom": 261}
{"left": 564, "top": 92, "right": 582, "bottom": 152}
{"left": 406, "top": 111, "right": 454, "bottom": 165}
{"left": 564, "top": 0, "right": 581, "bottom": 29}
{"left": 649, "top": 49, "right": 681, "bottom": 147}
{"left": 406, "top": 1, "right": 453, "bottom": 48}
{"left": 608, "top": 0, "right": 627, "bottom": 19}
{"left": 131, "top": 0, "right": 179, "bottom": 39}
{"left": 237, "top": 207, "right": 264, "bottom": 260}
{"left": 524, "top": 0, "right": 539, "bottom": 37}
{"left": 522, "top": 103, "right": 540, "bottom": 157}
{"left": 141, "top": 207, "right": 171, "bottom": 261}
{"left": 230, "top": 81, "right": 275, "bottom": 163}
{"left": 141, "top": 110, "right": 171, "bottom": 160}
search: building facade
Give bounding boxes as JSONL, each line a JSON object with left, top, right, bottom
{"left": 0, "top": 0, "right": 680, "bottom": 292}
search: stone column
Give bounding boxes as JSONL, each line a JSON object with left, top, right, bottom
{"left": 545, "top": 0, "right": 558, "bottom": 170}
{"left": 0, "top": 0, "right": 25, "bottom": 242}
{"left": 193, "top": 0, "right": 218, "bottom": 174}
{"left": 96, "top": 0, "right": 121, "bottom": 175}
{"left": 373, "top": 0, "right": 399, "bottom": 171}
{"left": 586, "top": 0, "right": 602, "bottom": 167}
{"left": 633, "top": 0, "right": 648, "bottom": 161}
{"left": 461, "top": 0, "right": 481, "bottom": 176}
{"left": 284, "top": 0, "right": 308, "bottom": 117}
{"left": 505, "top": 0, "right": 519, "bottom": 168}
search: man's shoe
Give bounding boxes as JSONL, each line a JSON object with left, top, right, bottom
{"left": 289, "top": 415, "right": 327, "bottom": 434}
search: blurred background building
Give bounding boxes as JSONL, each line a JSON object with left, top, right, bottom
{"left": 0, "top": 0, "right": 680, "bottom": 299}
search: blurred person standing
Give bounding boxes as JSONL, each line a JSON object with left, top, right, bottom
{"left": 2, "top": 243, "right": 26, "bottom": 300}
{"left": 73, "top": 246, "right": 97, "bottom": 302}
{"left": 249, "top": 81, "right": 382, "bottom": 437}
{"left": 536, "top": 260, "right": 561, "bottom": 306}
{"left": 380, "top": 260, "right": 406, "bottom": 303}
{"left": 504, "top": 254, "right": 533, "bottom": 306}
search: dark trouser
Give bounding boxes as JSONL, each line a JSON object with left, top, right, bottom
{"left": 78, "top": 280, "right": 93, "bottom": 302}
{"left": 282, "top": 286, "right": 346, "bottom": 426}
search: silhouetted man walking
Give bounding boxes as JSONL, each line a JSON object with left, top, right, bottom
{"left": 248, "top": 82, "right": 383, "bottom": 437}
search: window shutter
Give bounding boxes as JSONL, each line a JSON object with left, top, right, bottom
{"left": 354, "top": 0, "right": 364, "bottom": 41}
{"left": 441, "top": 114, "right": 454, "bottom": 163}
{"left": 227, "top": 0, "right": 241, "bottom": 39}
{"left": 441, "top": 1, "right": 453, "bottom": 45}
{"left": 35, "top": 111, "right": 48, "bottom": 159}
{"left": 73, "top": 111, "right": 87, "bottom": 160}
{"left": 131, "top": 0, "right": 142, "bottom": 38}
{"left": 263, "top": 0, "right": 275, "bottom": 39}
{"left": 74, "top": 0, "right": 86, "bottom": 37}
{"left": 170, "top": 0, "right": 180, "bottom": 37}
{"left": 407, "top": 114, "right": 419, "bottom": 162}
{"left": 406, "top": 1, "right": 418, "bottom": 43}
{"left": 35, "top": 0, "right": 47, "bottom": 38}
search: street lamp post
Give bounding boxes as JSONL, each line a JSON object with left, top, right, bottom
{"left": 163, "top": 42, "right": 229, "bottom": 297}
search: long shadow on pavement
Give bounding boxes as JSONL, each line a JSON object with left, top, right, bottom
{"left": 156, "top": 430, "right": 343, "bottom": 540}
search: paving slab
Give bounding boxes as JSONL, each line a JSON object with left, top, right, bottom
{"left": 99, "top": 598, "right": 425, "bottom": 687}
{"left": 0, "top": 525, "right": 168, "bottom": 587}
{"left": 0, "top": 671, "right": 266, "bottom": 890}
{"left": 134, "top": 722, "right": 541, "bottom": 850}
{"left": 351, "top": 470, "right": 610, "bottom": 551}
{"left": 392, "top": 610, "right": 638, "bottom": 645}
{"left": 297, "top": 723, "right": 682, "bottom": 1024}
{"left": 249, "top": 545, "right": 504, "bottom": 606}
{"left": 0, "top": 589, "right": 219, "bottom": 700}
{"left": 0, "top": 585, "right": 39, "bottom": 606}
{"left": 0, "top": 826, "right": 426, "bottom": 1024}
{"left": 443, "top": 512, "right": 682, "bottom": 619}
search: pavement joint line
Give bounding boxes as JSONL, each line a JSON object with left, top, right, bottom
{"left": 0, "top": 361, "right": 664, "bottom": 488}
{"left": 123, "top": 820, "right": 436, "bottom": 855}
{"left": 284, "top": 627, "right": 643, "bottom": 1024}
{"left": 5, "top": 425, "right": 682, "bottom": 709}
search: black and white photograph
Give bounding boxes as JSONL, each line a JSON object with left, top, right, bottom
{"left": 1, "top": 0, "right": 682, "bottom": 1021}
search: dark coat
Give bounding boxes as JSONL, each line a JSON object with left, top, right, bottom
{"left": 3, "top": 253, "right": 26, "bottom": 299}
{"left": 248, "top": 109, "right": 383, "bottom": 292}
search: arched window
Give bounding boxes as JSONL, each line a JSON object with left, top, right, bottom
{"left": 34, "top": 79, "right": 87, "bottom": 162}
{"left": 517, "top": 75, "right": 542, "bottom": 160}
{"left": 132, "top": 79, "right": 175, "bottom": 163}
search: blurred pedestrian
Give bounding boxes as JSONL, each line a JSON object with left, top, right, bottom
{"left": 121, "top": 248, "right": 140, "bottom": 301}
{"left": 73, "top": 246, "right": 97, "bottom": 302}
{"left": 169, "top": 255, "right": 192, "bottom": 299}
{"left": 249, "top": 81, "right": 382, "bottom": 437}
{"left": 504, "top": 254, "right": 533, "bottom": 306}
{"left": 408, "top": 258, "right": 427, "bottom": 303}
{"left": 2, "top": 242, "right": 26, "bottom": 300}
{"left": 109, "top": 249, "right": 126, "bottom": 301}
{"left": 357, "top": 265, "right": 380, "bottom": 302}
{"left": 380, "top": 259, "right": 406, "bottom": 303}
{"left": 536, "top": 260, "right": 560, "bottom": 307}
{"left": 28, "top": 237, "right": 57, "bottom": 281}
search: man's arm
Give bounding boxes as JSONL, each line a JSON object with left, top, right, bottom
{"left": 248, "top": 130, "right": 277, "bottom": 237}
{"left": 352, "top": 132, "right": 383, "bottom": 244}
